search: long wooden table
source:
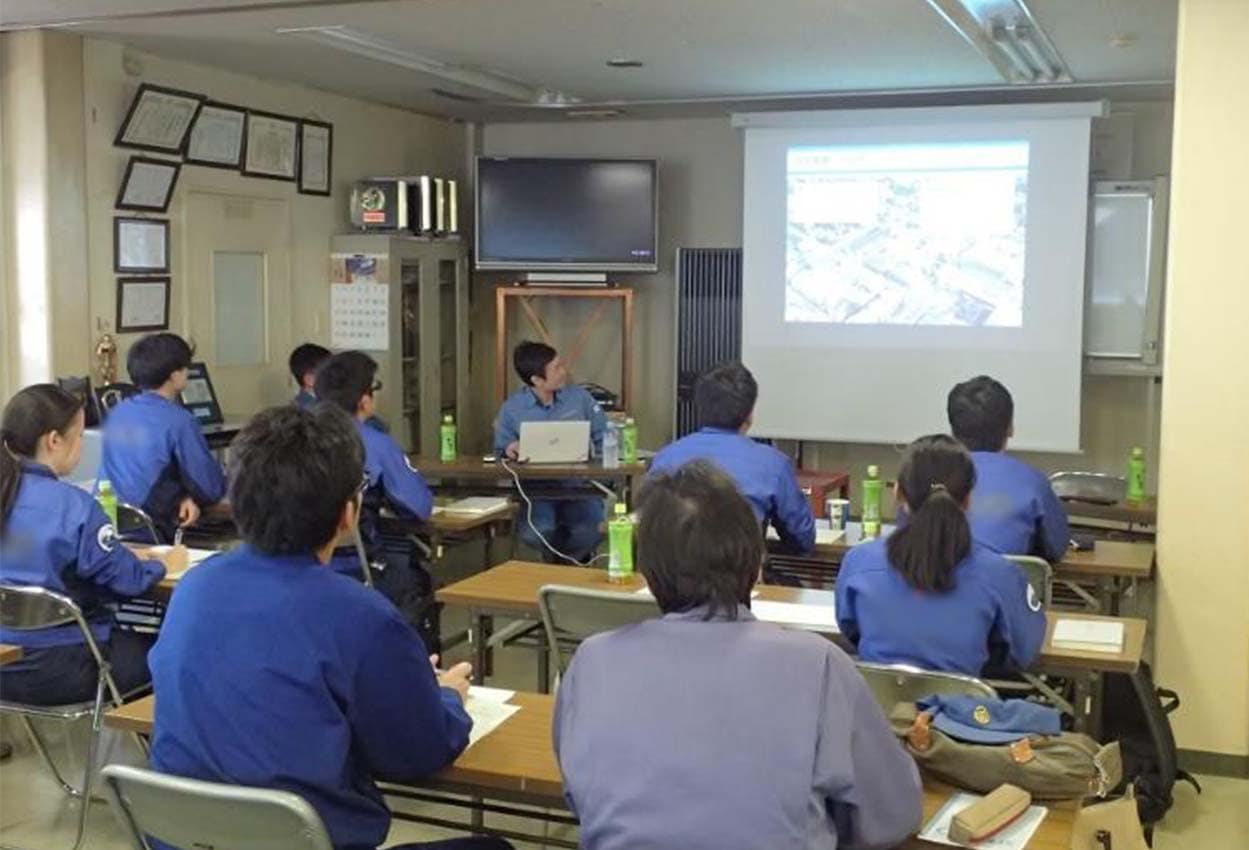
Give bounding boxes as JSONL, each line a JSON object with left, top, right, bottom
{"left": 105, "top": 691, "right": 1076, "bottom": 850}
{"left": 1063, "top": 496, "right": 1157, "bottom": 529}
{"left": 0, "top": 644, "right": 23, "bottom": 666}
{"left": 437, "top": 561, "right": 1147, "bottom": 689}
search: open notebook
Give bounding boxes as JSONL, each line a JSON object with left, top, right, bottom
{"left": 1050, "top": 618, "right": 1125, "bottom": 653}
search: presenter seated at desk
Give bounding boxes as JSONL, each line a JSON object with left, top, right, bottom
{"left": 315, "top": 352, "right": 433, "bottom": 608}
{"left": 99, "top": 333, "right": 227, "bottom": 542}
{"left": 290, "top": 342, "right": 388, "bottom": 434}
{"left": 494, "top": 341, "right": 606, "bottom": 565}
{"left": 836, "top": 435, "right": 1046, "bottom": 678}
{"left": 948, "top": 375, "right": 1070, "bottom": 561}
{"left": 0, "top": 385, "right": 171, "bottom": 705}
{"left": 148, "top": 405, "right": 508, "bottom": 850}
{"left": 554, "top": 460, "right": 921, "bottom": 850}
{"left": 649, "top": 362, "right": 815, "bottom": 554}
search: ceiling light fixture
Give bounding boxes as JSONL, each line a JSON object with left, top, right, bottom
{"left": 275, "top": 26, "right": 576, "bottom": 105}
{"left": 606, "top": 59, "right": 644, "bottom": 68}
{"left": 926, "top": 0, "right": 1072, "bottom": 85}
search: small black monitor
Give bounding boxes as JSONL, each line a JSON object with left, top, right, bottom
{"left": 179, "top": 362, "right": 223, "bottom": 426}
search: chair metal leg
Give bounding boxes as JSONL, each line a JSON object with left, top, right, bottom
{"left": 70, "top": 677, "right": 108, "bottom": 850}
{"left": 20, "top": 716, "right": 81, "bottom": 798}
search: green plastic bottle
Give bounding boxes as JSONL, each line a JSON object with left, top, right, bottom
{"left": 439, "top": 413, "right": 457, "bottom": 463}
{"left": 621, "top": 417, "right": 638, "bottom": 464}
{"left": 862, "top": 464, "right": 882, "bottom": 539}
{"left": 608, "top": 503, "right": 634, "bottom": 583}
{"left": 97, "top": 478, "right": 118, "bottom": 527}
{"left": 1127, "top": 446, "right": 1146, "bottom": 503}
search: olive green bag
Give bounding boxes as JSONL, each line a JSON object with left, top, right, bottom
{"left": 890, "top": 702, "right": 1123, "bottom": 801}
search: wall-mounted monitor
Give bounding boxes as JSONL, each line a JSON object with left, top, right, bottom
{"left": 475, "top": 157, "right": 658, "bottom": 273}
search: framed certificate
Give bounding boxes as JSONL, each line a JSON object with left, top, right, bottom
{"left": 243, "top": 110, "right": 299, "bottom": 181}
{"left": 298, "top": 119, "right": 333, "bottom": 196}
{"left": 185, "top": 101, "right": 247, "bottom": 169}
{"left": 116, "top": 156, "right": 181, "bottom": 212}
{"left": 115, "top": 83, "right": 204, "bottom": 153}
{"left": 116, "top": 276, "right": 171, "bottom": 332}
{"left": 114, "top": 217, "right": 170, "bottom": 274}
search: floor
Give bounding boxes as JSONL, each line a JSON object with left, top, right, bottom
{"left": 2, "top": 538, "right": 1246, "bottom": 849}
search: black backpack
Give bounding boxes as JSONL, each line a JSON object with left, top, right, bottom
{"left": 1100, "top": 661, "right": 1201, "bottom": 842}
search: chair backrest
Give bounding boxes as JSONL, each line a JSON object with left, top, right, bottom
{"left": 117, "top": 502, "right": 163, "bottom": 545}
{"left": 101, "top": 764, "right": 334, "bottom": 850}
{"left": 855, "top": 661, "right": 998, "bottom": 715}
{"left": 95, "top": 383, "right": 139, "bottom": 416}
{"left": 1004, "top": 555, "right": 1053, "bottom": 608}
{"left": 538, "top": 584, "right": 660, "bottom": 674}
{"left": 1049, "top": 471, "right": 1127, "bottom": 504}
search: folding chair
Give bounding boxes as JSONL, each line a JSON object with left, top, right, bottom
{"left": 1049, "top": 471, "right": 1127, "bottom": 505}
{"left": 538, "top": 584, "right": 660, "bottom": 684}
{"left": 1004, "top": 555, "right": 1054, "bottom": 609}
{"left": 117, "top": 501, "right": 162, "bottom": 545}
{"left": 855, "top": 661, "right": 998, "bottom": 715}
{"left": 101, "top": 764, "right": 334, "bottom": 850}
{"left": 0, "top": 585, "right": 142, "bottom": 850}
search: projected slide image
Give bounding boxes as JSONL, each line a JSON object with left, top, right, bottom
{"left": 785, "top": 142, "right": 1029, "bottom": 327}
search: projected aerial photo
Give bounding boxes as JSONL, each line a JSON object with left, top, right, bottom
{"left": 785, "top": 141, "right": 1029, "bottom": 327}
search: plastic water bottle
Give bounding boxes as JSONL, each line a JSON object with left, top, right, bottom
{"left": 862, "top": 464, "right": 882, "bottom": 539}
{"left": 621, "top": 417, "right": 638, "bottom": 464}
{"left": 97, "top": 478, "right": 118, "bottom": 527}
{"left": 439, "top": 413, "right": 457, "bottom": 463}
{"left": 1127, "top": 446, "right": 1146, "bottom": 502}
{"left": 602, "top": 422, "right": 621, "bottom": 469}
{"left": 608, "top": 503, "right": 634, "bottom": 583}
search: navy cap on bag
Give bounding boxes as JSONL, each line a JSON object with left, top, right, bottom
{"left": 918, "top": 695, "right": 1062, "bottom": 744}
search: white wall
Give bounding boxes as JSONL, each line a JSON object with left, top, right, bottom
{"left": 481, "top": 101, "right": 1173, "bottom": 498}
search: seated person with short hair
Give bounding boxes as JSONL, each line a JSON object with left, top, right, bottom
{"left": 493, "top": 341, "right": 606, "bottom": 564}
{"left": 149, "top": 404, "right": 507, "bottom": 850}
{"left": 649, "top": 362, "right": 814, "bottom": 553}
{"left": 836, "top": 435, "right": 1047, "bottom": 677}
{"left": 291, "top": 341, "right": 388, "bottom": 434}
{"left": 0, "top": 384, "right": 171, "bottom": 705}
{"left": 554, "top": 459, "right": 922, "bottom": 850}
{"left": 947, "top": 375, "right": 1070, "bottom": 561}
{"left": 100, "top": 333, "right": 226, "bottom": 541}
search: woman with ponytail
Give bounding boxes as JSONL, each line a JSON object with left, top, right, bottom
{"left": 835, "top": 434, "right": 1046, "bottom": 676}
{"left": 0, "top": 384, "right": 173, "bottom": 705}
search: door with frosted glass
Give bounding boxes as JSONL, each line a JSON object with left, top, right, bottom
{"left": 185, "top": 193, "right": 292, "bottom": 418}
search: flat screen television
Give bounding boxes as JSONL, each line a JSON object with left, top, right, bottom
{"left": 475, "top": 157, "right": 658, "bottom": 272}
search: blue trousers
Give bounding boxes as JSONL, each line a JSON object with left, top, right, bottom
{"left": 517, "top": 498, "right": 604, "bottom": 565}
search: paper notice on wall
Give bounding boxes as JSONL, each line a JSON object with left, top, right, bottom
{"left": 331, "top": 281, "right": 388, "bottom": 350}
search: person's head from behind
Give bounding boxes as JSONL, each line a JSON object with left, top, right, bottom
{"left": 127, "top": 332, "right": 194, "bottom": 393}
{"left": 228, "top": 405, "right": 364, "bottom": 557}
{"left": 1, "top": 385, "right": 87, "bottom": 531}
{"left": 513, "top": 341, "right": 567, "bottom": 394}
{"left": 636, "top": 460, "right": 764, "bottom": 620}
{"left": 947, "top": 375, "right": 1014, "bottom": 452}
{"left": 314, "top": 351, "right": 379, "bottom": 421}
{"left": 289, "top": 343, "right": 331, "bottom": 392}
{"left": 886, "top": 434, "right": 977, "bottom": 594}
{"left": 695, "top": 362, "right": 758, "bottom": 433}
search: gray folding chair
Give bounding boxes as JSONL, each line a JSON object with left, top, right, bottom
{"left": 117, "top": 501, "right": 162, "bottom": 545}
{"left": 1004, "top": 555, "right": 1054, "bottom": 609}
{"left": 1048, "top": 471, "right": 1127, "bottom": 504}
{"left": 538, "top": 584, "right": 660, "bottom": 681}
{"left": 855, "top": 660, "right": 998, "bottom": 715}
{"left": 101, "top": 764, "right": 334, "bottom": 850}
{"left": 0, "top": 585, "right": 135, "bottom": 850}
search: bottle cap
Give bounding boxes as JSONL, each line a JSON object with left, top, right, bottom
{"left": 867, "top": 464, "right": 879, "bottom": 477}
{"left": 625, "top": 417, "right": 635, "bottom": 425}
{"left": 443, "top": 413, "right": 453, "bottom": 423}
{"left": 614, "top": 502, "right": 627, "bottom": 515}
{"left": 1131, "top": 446, "right": 1143, "bottom": 457}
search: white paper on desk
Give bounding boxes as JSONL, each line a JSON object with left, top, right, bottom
{"left": 750, "top": 599, "right": 838, "bottom": 631}
{"left": 464, "top": 694, "right": 521, "bottom": 748}
{"left": 1052, "top": 618, "right": 1125, "bottom": 653}
{"left": 766, "top": 525, "right": 845, "bottom": 545}
{"left": 468, "top": 686, "right": 516, "bottom": 704}
{"left": 145, "top": 546, "right": 218, "bottom": 579}
{"left": 634, "top": 586, "right": 759, "bottom": 600}
{"left": 920, "top": 792, "right": 1048, "bottom": 849}
{"left": 437, "top": 497, "right": 512, "bottom": 516}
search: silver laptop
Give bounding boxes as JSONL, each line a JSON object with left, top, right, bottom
{"left": 518, "top": 421, "right": 591, "bottom": 464}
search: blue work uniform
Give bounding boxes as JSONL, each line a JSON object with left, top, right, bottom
{"left": 493, "top": 386, "right": 607, "bottom": 563}
{"left": 554, "top": 606, "right": 922, "bottom": 850}
{"left": 649, "top": 428, "right": 816, "bottom": 553}
{"left": 0, "top": 461, "right": 165, "bottom": 702}
{"left": 835, "top": 538, "right": 1047, "bottom": 676}
{"left": 294, "top": 391, "right": 388, "bottom": 434}
{"left": 328, "top": 420, "right": 434, "bottom": 579}
{"left": 100, "top": 391, "right": 226, "bottom": 541}
{"left": 968, "top": 451, "right": 1071, "bottom": 561}
{"left": 148, "top": 546, "right": 471, "bottom": 850}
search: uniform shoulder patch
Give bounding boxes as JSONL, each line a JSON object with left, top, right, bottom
{"left": 1026, "top": 583, "right": 1042, "bottom": 612}
{"left": 97, "top": 524, "right": 118, "bottom": 553}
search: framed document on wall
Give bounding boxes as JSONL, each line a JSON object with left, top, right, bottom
{"left": 185, "top": 101, "right": 247, "bottom": 168}
{"left": 243, "top": 110, "right": 299, "bottom": 181}
{"left": 114, "top": 217, "right": 170, "bottom": 274}
{"left": 115, "top": 83, "right": 203, "bottom": 153}
{"left": 116, "top": 276, "right": 171, "bottom": 332}
{"left": 116, "top": 156, "right": 181, "bottom": 212}
{"left": 298, "top": 119, "right": 333, "bottom": 196}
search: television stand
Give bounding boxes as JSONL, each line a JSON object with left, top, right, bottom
{"left": 521, "top": 271, "right": 608, "bottom": 287}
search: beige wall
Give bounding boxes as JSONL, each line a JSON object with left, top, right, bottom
{"left": 481, "top": 102, "right": 1173, "bottom": 503}
{"left": 1154, "top": 0, "right": 1249, "bottom": 759}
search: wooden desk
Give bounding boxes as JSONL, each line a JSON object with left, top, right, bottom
{"left": 437, "top": 560, "right": 1147, "bottom": 683}
{"left": 0, "top": 644, "right": 23, "bottom": 666}
{"left": 413, "top": 455, "right": 645, "bottom": 484}
{"left": 1063, "top": 496, "right": 1157, "bottom": 528}
{"left": 104, "top": 691, "right": 1076, "bottom": 850}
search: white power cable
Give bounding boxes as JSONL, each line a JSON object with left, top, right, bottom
{"left": 500, "top": 456, "right": 609, "bottom": 568}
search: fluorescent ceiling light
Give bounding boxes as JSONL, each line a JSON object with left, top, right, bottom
{"left": 927, "top": 0, "right": 1072, "bottom": 86}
